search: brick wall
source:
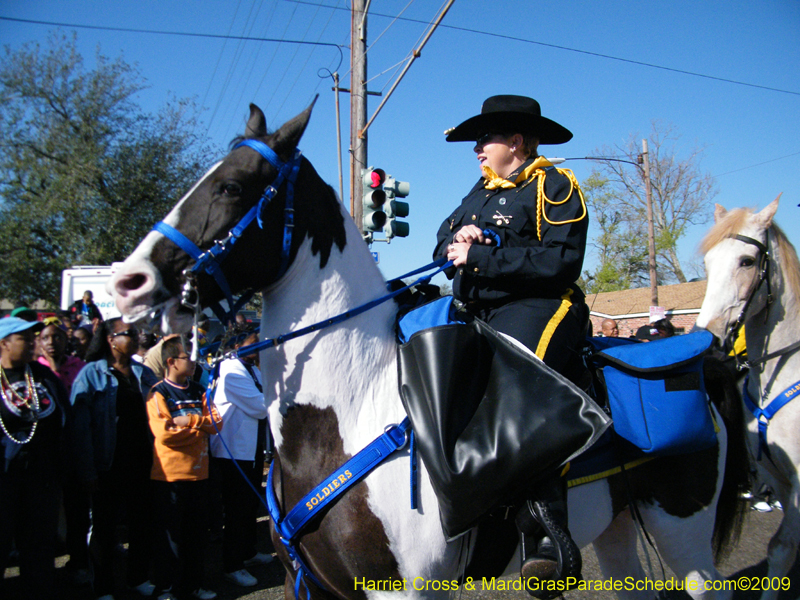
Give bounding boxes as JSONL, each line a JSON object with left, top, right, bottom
{"left": 590, "top": 313, "right": 699, "bottom": 338}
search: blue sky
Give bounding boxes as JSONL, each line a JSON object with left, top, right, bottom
{"left": 2, "top": 0, "right": 798, "bottom": 290}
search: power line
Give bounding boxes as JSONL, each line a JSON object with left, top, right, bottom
{"left": 713, "top": 151, "right": 800, "bottom": 178}
{"left": 283, "top": 0, "right": 800, "bottom": 98}
{"left": 0, "top": 15, "right": 344, "bottom": 52}
{"left": 4, "top": 11, "right": 797, "bottom": 98}
{"left": 0, "top": 13, "right": 346, "bottom": 141}
{"left": 207, "top": 0, "right": 268, "bottom": 138}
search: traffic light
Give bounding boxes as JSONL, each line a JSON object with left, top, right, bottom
{"left": 362, "top": 167, "right": 387, "bottom": 236}
{"left": 383, "top": 175, "right": 410, "bottom": 240}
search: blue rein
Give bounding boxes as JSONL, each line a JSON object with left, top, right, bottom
{"left": 154, "top": 139, "right": 301, "bottom": 325}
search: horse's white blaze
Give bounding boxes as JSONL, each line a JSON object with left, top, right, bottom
{"left": 696, "top": 243, "right": 748, "bottom": 337}
{"left": 108, "top": 162, "right": 222, "bottom": 324}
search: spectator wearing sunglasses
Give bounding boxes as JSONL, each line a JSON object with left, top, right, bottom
{"left": 71, "top": 318, "right": 159, "bottom": 600}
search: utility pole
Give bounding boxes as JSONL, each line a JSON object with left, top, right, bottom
{"left": 642, "top": 139, "right": 658, "bottom": 307}
{"left": 350, "top": 0, "right": 368, "bottom": 233}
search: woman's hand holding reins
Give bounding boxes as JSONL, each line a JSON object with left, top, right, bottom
{"left": 447, "top": 225, "right": 494, "bottom": 266}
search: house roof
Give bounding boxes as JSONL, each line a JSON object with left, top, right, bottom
{"left": 586, "top": 280, "right": 708, "bottom": 318}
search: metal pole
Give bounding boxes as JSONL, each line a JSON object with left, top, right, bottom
{"left": 360, "top": 0, "right": 456, "bottom": 138}
{"left": 350, "top": 0, "right": 368, "bottom": 232}
{"left": 333, "top": 71, "right": 344, "bottom": 206}
{"left": 642, "top": 139, "right": 658, "bottom": 307}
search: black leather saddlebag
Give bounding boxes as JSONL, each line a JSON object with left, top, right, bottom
{"left": 398, "top": 318, "right": 611, "bottom": 540}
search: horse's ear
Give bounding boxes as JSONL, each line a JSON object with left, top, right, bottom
{"left": 713, "top": 204, "right": 727, "bottom": 223}
{"left": 245, "top": 104, "right": 268, "bottom": 139}
{"left": 270, "top": 95, "right": 318, "bottom": 160}
{"left": 755, "top": 194, "right": 781, "bottom": 228}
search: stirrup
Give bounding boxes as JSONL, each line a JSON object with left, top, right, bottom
{"left": 523, "top": 500, "right": 582, "bottom": 599}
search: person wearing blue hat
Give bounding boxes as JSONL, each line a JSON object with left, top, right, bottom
{"left": 434, "top": 95, "right": 589, "bottom": 593}
{"left": 0, "top": 317, "right": 70, "bottom": 600}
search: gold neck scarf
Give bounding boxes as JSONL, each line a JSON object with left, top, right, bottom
{"left": 482, "top": 157, "right": 554, "bottom": 190}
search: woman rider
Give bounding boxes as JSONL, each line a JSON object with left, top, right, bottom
{"left": 433, "top": 95, "right": 589, "bottom": 591}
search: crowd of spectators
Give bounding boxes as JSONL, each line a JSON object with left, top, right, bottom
{"left": 0, "top": 301, "right": 271, "bottom": 600}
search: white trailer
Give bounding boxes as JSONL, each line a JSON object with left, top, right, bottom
{"left": 60, "top": 265, "right": 123, "bottom": 321}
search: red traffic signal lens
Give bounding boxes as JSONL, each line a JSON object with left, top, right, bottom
{"left": 368, "top": 168, "right": 385, "bottom": 188}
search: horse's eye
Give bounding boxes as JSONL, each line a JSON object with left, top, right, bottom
{"left": 223, "top": 182, "right": 242, "bottom": 196}
{"left": 740, "top": 257, "right": 756, "bottom": 268}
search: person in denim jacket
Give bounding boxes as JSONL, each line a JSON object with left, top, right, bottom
{"left": 71, "top": 318, "right": 159, "bottom": 600}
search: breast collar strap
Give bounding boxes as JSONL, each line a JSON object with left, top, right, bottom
{"left": 743, "top": 374, "right": 800, "bottom": 461}
{"left": 266, "top": 418, "right": 412, "bottom": 600}
{"left": 153, "top": 139, "right": 302, "bottom": 325}
{"left": 724, "top": 232, "right": 773, "bottom": 371}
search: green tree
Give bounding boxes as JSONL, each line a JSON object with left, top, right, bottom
{"left": 582, "top": 173, "right": 649, "bottom": 294}
{"left": 0, "top": 32, "right": 213, "bottom": 305}
{"left": 582, "top": 121, "right": 717, "bottom": 291}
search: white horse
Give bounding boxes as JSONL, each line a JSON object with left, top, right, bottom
{"left": 110, "top": 102, "right": 745, "bottom": 599}
{"left": 697, "top": 197, "right": 800, "bottom": 600}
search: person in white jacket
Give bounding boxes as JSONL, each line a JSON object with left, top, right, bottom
{"left": 209, "top": 329, "right": 273, "bottom": 587}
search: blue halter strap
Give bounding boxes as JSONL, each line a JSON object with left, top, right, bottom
{"left": 153, "top": 139, "right": 302, "bottom": 324}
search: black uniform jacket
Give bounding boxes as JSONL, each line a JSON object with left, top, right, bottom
{"left": 433, "top": 157, "right": 588, "bottom": 304}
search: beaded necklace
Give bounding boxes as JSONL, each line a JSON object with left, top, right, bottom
{"left": 0, "top": 364, "right": 40, "bottom": 444}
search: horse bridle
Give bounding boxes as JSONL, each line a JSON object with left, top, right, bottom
{"left": 153, "top": 139, "right": 302, "bottom": 327}
{"left": 724, "top": 232, "right": 774, "bottom": 371}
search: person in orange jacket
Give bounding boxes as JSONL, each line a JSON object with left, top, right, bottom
{"left": 147, "top": 336, "right": 222, "bottom": 600}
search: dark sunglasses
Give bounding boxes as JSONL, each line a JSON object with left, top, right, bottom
{"left": 111, "top": 328, "right": 138, "bottom": 338}
{"left": 475, "top": 132, "right": 504, "bottom": 147}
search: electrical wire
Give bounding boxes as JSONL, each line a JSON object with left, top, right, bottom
{"left": 219, "top": 0, "right": 277, "bottom": 137}
{"left": 0, "top": 15, "right": 343, "bottom": 51}
{"left": 274, "top": 0, "right": 342, "bottom": 117}
{"left": 713, "top": 151, "right": 800, "bottom": 178}
{"left": 200, "top": 0, "right": 244, "bottom": 117}
{"left": 279, "top": 1, "right": 800, "bottom": 97}
{"left": 207, "top": 0, "right": 268, "bottom": 140}
{"left": 255, "top": 2, "right": 304, "bottom": 119}
{"left": 364, "top": 0, "right": 414, "bottom": 56}
{"left": 4, "top": 11, "right": 796, "bottom": 97}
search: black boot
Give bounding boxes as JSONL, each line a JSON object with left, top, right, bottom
{"left": 515, "top": 476, "right": 581, "bottom": 598}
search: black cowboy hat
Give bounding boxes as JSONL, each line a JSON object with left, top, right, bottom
{"left": 445, "top": 95, "right": 572, "bottom": 145}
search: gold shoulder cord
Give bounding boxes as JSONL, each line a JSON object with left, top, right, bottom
{"left": 532, "top": 167, "right": 588, "bottom": 241}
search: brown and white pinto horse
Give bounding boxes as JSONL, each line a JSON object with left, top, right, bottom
{"left": 110, "top": 102, "right": 747, "bottom": 599}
